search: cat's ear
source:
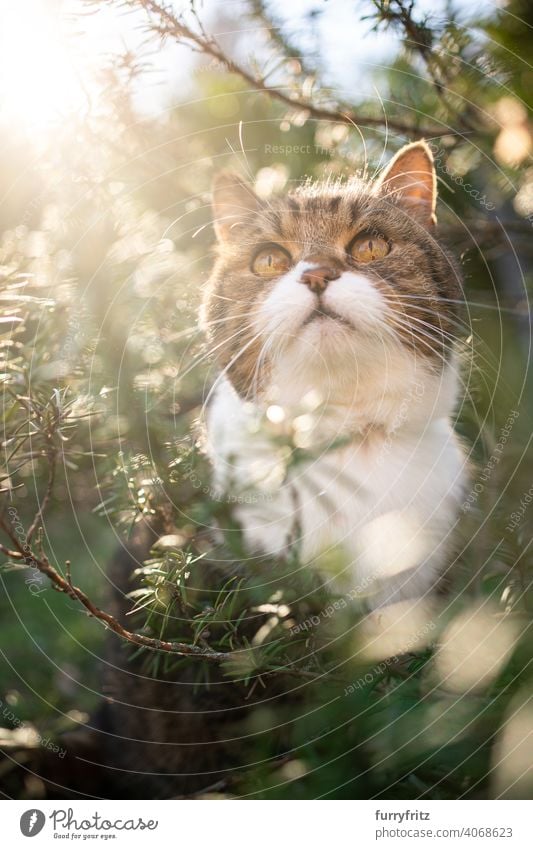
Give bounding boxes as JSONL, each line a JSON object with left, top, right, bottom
{"left": 212, "top": 172, "right": 260, "bottom": 242}
{"left": 376, "top": 141, "right": 437, "bottom": 227}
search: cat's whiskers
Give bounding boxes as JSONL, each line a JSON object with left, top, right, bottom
{"left": 385, "top": 313, "right": 480, "bottom": 403}
{"left": 175, "top": 319, "right": 261, "bottom": 385}
{"left": 201, "top": 309, "right": 263, "bottom": 329}
{"left": 390, "top": 292, "right": 526, "bottom": 316}
{"left": 387, "top": 313, "right": 459, "bottom": 361}
{"left": 388, "top": 300, "right": 473, "bottom": 336}
{"left": 388, "top": 304, "right": 500, "bottom": 381}
{"left": 249, "top": 334, "right": 274, "bottom": 399}
{"left": 386, "top": 296, "right": 525, "bottom": 380}
{"left": 390, "top": 308, "right": 460, "bottom": 347}
{"left": 388, "top": 298, "right": 503, "bottom": 383}
{"left": 199, "top": 329, "right": 266, "bottom": 422}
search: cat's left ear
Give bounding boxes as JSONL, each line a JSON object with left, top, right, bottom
{"left": 376, "top": 141, "right": 437, "bottom": 227}
{"left": 212, "top": 172, "right": 261, "bottom": 242}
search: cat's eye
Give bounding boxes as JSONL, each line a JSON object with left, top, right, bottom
{"left": 251, "top": 245, "right": 292, "bottom": 278}
{"left": 348, "top": 233, "right": 390, "bottom": 263}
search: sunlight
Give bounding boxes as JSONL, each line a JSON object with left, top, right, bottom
{"left": 0, "top": 2, "right": 84, "bottom": 130}
{"left": 0, "top": 0, "right": 133, "bottom": 133}
{"left": 0, "top": 0, "right": 195, "bottom": 135}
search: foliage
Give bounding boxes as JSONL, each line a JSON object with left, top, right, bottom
{"left": 0, "top": 0, "right": 532, "bottom": 800}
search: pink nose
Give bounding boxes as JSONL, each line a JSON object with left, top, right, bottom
{"left": 300, "top": 266, "right": 340, "bottom": 294}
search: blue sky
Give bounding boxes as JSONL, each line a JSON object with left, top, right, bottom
{"left": 0, "top": 0, "right": 504, "bottom": 131}
{"left": 118, "top": 0, "right": 500, "bottom": 114}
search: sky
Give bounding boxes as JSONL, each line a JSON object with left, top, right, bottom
{"left": 0, "top": 0, "right": 506, "bottom": 134}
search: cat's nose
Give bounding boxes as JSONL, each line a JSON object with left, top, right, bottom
{"left": 299, "top": 265, "right": 341, "bottom": 294}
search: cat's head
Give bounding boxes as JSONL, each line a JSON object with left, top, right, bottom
{"left": 203, "top": 142, "right": 463, "bottom": 424}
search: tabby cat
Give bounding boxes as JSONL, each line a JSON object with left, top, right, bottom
{"left": 18, "top": 143, "right": 470, "bottom": 800}
{"left": 203, "top": 142, "right": 468, "bottom": 607}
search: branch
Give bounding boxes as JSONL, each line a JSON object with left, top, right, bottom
{"left": 370, "top": 0, "right": 480, "bottom": 132}
{"left": 109, "top": 0, "right": 461, "bottom": 139}
{"left": 0, "top": 541, "right": 24, "bottom": 560}
{"left": 0, "top": 511, "right": 334, "bottom": 680}
{"left": 0, "top": 512, "right": 229, "bottom": 662}
{"left": 26, "top": 431, "right": 57, "bottom": 545}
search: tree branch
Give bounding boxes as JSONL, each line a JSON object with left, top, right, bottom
{"left": 109, "top": 0, "right": 462, "bottom": 139}
{"left": 0, "top": 512, "right": 229, "bottom": 662}
{"left": 370, "top": 0, "right": 481, "bottom": 133}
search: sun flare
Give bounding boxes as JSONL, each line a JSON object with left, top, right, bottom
{"left": 0, "top": 0, "right": 110, "bottom": 133}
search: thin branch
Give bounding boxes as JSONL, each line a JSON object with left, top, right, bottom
{"left": 370, "top": 0, "right": 480, "bottom": 132}
{"left": 26, "top": 444, "right": 56, "bottom": 545}
{"left": 0, "top": 511, "right": 332, "bottom": 678}
{"left": 0, "top": 512, "right": 228, "bottom": 662}
{"left": 112, "top": 0, "right": 461, "bottom": 139}
{"left": 0, "top": 541, "right": 24, "bottom": 560}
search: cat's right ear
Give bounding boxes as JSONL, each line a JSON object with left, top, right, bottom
{"left": 212, "top": 172, "right": 260, "bottom": 242}
{"left": 376, "top": 141, "right": 437, "bottom": 228}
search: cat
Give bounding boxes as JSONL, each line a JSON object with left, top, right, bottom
{"left": 202, "top": 141, "right": 469, "bottom": 608}
{"left": 13, "top": 144, "right": 468, "bottom": 801}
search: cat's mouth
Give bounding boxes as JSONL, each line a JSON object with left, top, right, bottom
{"left": 302, "top": 305, "right": 354, "bottom": 329}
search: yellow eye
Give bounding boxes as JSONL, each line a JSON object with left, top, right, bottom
{"left": 252, "top": 245, "right": 292, "bottom": 278}
{"left": 349, "top": 233, "right": 390, "bottom": 263}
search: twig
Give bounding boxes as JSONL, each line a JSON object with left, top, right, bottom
{"left": 0, "top": 512, "right": 332, "bottom": 678}
{"left": 0, "top": 512, "right": 228, "bottom": 662}
{"left": 112, "top": 0, "right": 460, "bottom": 139}
{"left": 26, "top": 446, "right": 56, "bottom": 545}
{"left": 370, "top": 0, "right": 480, "bottom": 132}
{"left": 0, "top": 542, "right": 23, "bottom": 560}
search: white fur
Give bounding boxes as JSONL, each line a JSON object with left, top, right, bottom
{"left": 205, "top": 264, "right": 468, "bottom": 607}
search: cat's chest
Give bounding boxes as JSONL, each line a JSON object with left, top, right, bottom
{"left": 207, "top": 383, "right": 465, "bottom": 565}
{"left": 285, "top": 433, "right": 455, "bottom": 556}
{"left": 294, "top": 441, "right": 409, "bottom": 517}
